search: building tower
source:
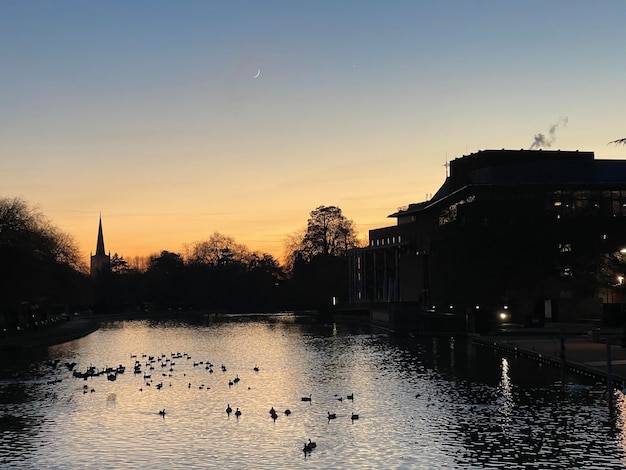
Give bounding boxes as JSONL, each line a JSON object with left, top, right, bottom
{"left": 90, "top": 215, "right": 111, "bottom": 277}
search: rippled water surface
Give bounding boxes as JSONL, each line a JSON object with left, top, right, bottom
{"left": 2, "top": 314, "right": 626, "bottom": 469}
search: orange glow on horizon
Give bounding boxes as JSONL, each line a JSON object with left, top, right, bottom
{"left": 67, "top": 203, "right": 404, "bottom": 267}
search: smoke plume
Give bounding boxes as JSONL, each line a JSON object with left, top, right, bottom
{"left": 529, "top": 117, "right": 568, "bottom": 150}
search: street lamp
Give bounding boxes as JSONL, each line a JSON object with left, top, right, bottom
{"left": 498, "top": 305, "right": 510, "bottom": 322}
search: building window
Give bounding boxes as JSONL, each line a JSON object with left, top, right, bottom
{"left": 559, "top": 243, "right": 572, "bottom": 253}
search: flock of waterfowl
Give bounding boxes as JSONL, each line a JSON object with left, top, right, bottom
{"left": 60, "top": 350, "right": 360, "bottom": 456}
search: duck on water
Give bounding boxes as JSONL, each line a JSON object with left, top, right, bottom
{"left": 303, "top": 439, "right": 316, "bottom": 453}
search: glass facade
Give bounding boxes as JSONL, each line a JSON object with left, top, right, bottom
{"left": 549, "top": 189, "right": 626, "bottom": 218}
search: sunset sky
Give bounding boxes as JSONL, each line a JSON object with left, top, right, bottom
{"left": 2, "top": 1, "right": 626, "bottom": 265}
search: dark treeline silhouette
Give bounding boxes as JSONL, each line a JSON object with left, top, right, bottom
{"left": 103, "top": 207, "right": 360, "bottom": 313}
{"left": 1, "top": 199, "right": 360, "bottom": 330}
{"left": 0, "top": 197, "right": 90, "bottom": 331}
{"left": 107, "top": 248, "right": 285, "bottom": 313}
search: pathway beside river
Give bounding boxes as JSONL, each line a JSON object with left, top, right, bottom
{"left": 0, "top": 317, "right": 98, "bottom": 350}
{"left": 474, "top": 323, "right": 626, "bottom": 387}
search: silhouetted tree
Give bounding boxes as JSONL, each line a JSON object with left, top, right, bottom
{"left": 288, "top": 206, "right": 360, "bottom": 264}
{"left": 285, "top": 206, "right": 360, "bottom": 308}
{"left": 244, "top": 252, "right": 286, "bottom": 311}
{"left": 110, "top": 253, "right": 132, "bottom": 274}
{"left": 144, "top": 251, "right": 186, "bottom": 309}
{"left": 0, "top": 197, "right": 88, "bottom": 325}
{"left": 106, "top": 253, "right": 142, "bottom": 312}
{"left": 185, "top": 232, "right": 250, "bottom": 267}
{"left": 184, "top": 233, "right": 285, "bottom": 311}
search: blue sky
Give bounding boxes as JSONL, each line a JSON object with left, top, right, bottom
{"left": 2, "top": 1, "right": 626, "bottom": 262}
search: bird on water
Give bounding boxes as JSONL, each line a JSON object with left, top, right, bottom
{"left": 303, "top": 439, "right": 316, "bottom": 453}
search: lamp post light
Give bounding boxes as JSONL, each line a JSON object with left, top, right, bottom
{"left": 617, "top": 275, "right": 625, "bottom": 308}
{"left": 617, "top": 274, "right": 626, "bottom": 347}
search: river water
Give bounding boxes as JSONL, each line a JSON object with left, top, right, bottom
{"left": 1, "top": 313, "right": 625, "bottom": 469}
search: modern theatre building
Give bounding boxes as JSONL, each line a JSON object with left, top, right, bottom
{"left": 348, "top": 149, "right": 626, "bottom": 331}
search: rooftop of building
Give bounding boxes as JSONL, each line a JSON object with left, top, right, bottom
{"left": 390, "top": 149, "right": 626, "bottom": 218}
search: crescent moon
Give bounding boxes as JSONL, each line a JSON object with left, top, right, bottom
{"left": 253, "top": 69, "right": 261, "bottom": 78}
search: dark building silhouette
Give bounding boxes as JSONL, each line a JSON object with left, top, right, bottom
{"left": 348, "top": 149, "right": 626, "bottom": 330}
{"left": 90, "top": 215, "right": 111, "bottom": 277}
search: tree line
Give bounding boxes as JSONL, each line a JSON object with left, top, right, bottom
{"left": 0, "top": 198, "right": 361, "bottom": 324}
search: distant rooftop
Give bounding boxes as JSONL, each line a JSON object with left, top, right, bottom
{"left": 390, "top": 148, "right": 626, "bottom": 218}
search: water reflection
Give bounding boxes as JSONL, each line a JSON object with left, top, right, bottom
{"left": 499, "top": 357, "right": 514, "bottom": 423}
{"left": 0, "top": 314, "right": 625, "bottom": 469}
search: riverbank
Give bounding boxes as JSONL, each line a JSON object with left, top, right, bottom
{"left": 0, "top": 309, "right": 230, "bottom": 351}
{"left": 0, "top": 316, "right": 100, "bottom": 351}
{"left": 472, "top": 322, "right": 626, "bottom": 388}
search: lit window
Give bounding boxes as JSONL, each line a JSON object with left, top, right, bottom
{"left": 559, "top": 243, "right": 572, "bottom": 253}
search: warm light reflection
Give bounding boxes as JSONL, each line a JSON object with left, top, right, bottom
{"left": 12, "top": 316, "right": 626, "bottom": 467}
{"left": 499, "top": 357, "right": 513, "bottom": 421}
{"left": 615, "top": 392, "right": 626, "bottom": 452}
{"left": 500, "top": 358, "right": 511, "bottom": 393}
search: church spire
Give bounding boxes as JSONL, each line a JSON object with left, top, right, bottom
{"left": 91, "top": 213, "right": 111, "bottom": 277}
{"left": 95, "top": 214, "right": 106, "bottom": 256}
